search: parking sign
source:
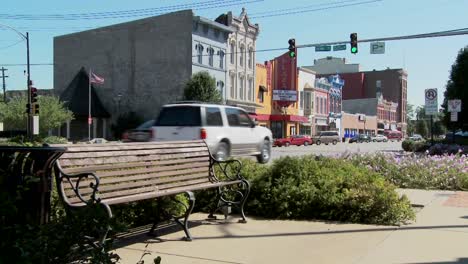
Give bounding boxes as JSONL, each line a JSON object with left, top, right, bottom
{"left": 424, "top": 88, "right": 438, "bottom": 115}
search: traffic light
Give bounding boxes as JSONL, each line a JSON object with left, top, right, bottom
{"left": 288, "top": 38, "right": 296, "bottom": 58}
{"left": 350, "top": 33, "right": 358, "bottom": 54}
{"left": 32, "top": 103, "right": 39, "bottom": 115}
{"left": 30, "top": 87, "right": 38, "bottom": 103}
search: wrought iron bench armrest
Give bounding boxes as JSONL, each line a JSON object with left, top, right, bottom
{"left": 210, "top": 158, "right": 244, "bottom": 182}
{"left": 56, "top": 169, "right": 102, "bottom": 205}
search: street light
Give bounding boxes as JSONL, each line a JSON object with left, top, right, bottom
{"left": 0, "top": 23, "right": 31, "bottom": 139}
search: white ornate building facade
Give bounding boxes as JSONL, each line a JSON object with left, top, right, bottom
{"left": 216, "top": 8, "right": 260, "bottom": 113}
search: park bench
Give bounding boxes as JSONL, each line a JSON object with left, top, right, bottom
{"left": 53, "top": 140, "right": 250, "bottom": 242}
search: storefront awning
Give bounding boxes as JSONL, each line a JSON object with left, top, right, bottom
{"left": 270, "top": 115, "right": 309, "bottom": 123}
{"left": 249, "top": 113, "right": 270, "bottom": 121}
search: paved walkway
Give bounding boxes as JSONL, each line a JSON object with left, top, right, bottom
{"left": 114, "top": 189, "right": 468, "bottom": 264}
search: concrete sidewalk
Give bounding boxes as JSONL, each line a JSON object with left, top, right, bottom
{"left": 114, "top": 189, "right": 468, "bottom": 264}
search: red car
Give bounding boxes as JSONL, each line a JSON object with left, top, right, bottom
{"left": 274, "top": 135, "right": 313, "bottom": 147}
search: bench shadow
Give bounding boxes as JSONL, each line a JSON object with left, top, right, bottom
{"left": 402, "top": 258, "right": 468, "bottom": 264}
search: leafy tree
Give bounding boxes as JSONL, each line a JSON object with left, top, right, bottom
{"left": 415, "top": 120, "right": 428, "bottom": 138}
{"left": 442, "top": 46, "right": 468, "bottom": 130}
{"left": 433, "top": 120, "right": 447, "bottom": 136}
{"left": 0, "top": 96, "right": 73, "bottom": 135}
{"left": 183, "top": 71, "right": 222, "bottom": 104}
{"left": 406, "top": 103, "right": 415, "bottom": 135}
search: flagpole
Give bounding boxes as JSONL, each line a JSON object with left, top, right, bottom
{"left": 88, "top": 68, "right": 91, "bottom": 142}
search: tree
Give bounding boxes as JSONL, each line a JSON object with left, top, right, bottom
{"left": 0, "top": 96, "right": 73, "bottom": 135}
{"left": 433, "top": 120, "right": 447, "bottom": 136}
{"left": 406, "top": 103, "right": 415, "bottom": 135}
{"left": 442, "top": 46, "right": 468, "bottom": 130}
{"left": 415, "top": 120, "right": 428, "bottom": 138}
{"left": 183, "top": 71, "right": 222, "bottom": 104}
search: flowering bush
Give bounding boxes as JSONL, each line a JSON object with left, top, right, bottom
{"left": 348, "top": 153, "right": 468, "bottom": 190}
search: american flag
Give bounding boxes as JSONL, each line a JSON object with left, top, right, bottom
{"left": 90, "top": 72, "right": 104, "bottom": 84}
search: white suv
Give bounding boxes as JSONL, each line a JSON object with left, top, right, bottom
{"left": 150, "top": 102, "right": 273, "bottom": 163}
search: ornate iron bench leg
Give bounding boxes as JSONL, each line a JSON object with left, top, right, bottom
{"left": 172, "top": 191, "right": 196, "bottom": 241}
{"left": 208, "top": 187, "right": 222, "bottom": 220}
{"left": 237, "top": 180, "right": 251, "bottom": 223}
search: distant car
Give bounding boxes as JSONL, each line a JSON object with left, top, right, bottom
{"left": 371, "top": 134, "right": 388, "bottom": 142}
{"left": 407, "top": 134, "right": 423, "bottom": 141}
{"left": 349, "top": 134, "right": 371, "bottom": 143}
{"left": 385, "top": 131, "right": 403, "bottom": 142}
{"left": 274, "top": 137, "right": 291, "bottom": 147}
{"left": 291, "top": 135, "right": 313, "bottom": 146}
{"left": 313, "top": 131, "right": 340, "bottom": 145}
{"left": 150, "top": 102, "right": 273, "bottom": 163}
{"left": 122, "top": 119, "right": 155, "bottom": 142}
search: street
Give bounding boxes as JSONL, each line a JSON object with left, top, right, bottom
{"left": 270, "top": 140, "right": 403, "bottom": 160}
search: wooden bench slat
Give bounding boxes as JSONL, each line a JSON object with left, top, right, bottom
{"left": 64, "top": 167, "right": 210, "bottom": 191}
{"left": 67, "top": 177, "right": 211, "bottom": 203}
{"left": 59, "top": 150, "right": 209, "bottom": 167}
{"left": 61, "top": 156, "right": 210, "bottom": 174}
{"left": 58, "top": 141, "right": 206, "bottom": 153}
{"left": 60, "top": 143, "right": 208, "bottom": 159}
{"left": 68, "top": 172, "right": 210, "bottom": 196}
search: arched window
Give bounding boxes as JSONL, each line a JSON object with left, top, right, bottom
{"left": 218, "top": 51, "right": 225, "bottom": 69}
{"left": 230, "top": 43, "right": 235, "bottom": 64}
{"left": 239, "top": 45, "right": 245, "bottom": 66}
{"left": 196, "top": 44, "right": 204, "bottom": 64}
{"left": 208, "top": 47, "right": 214, "bottom": 67}
{"left": 248, "top": 48, "right": 253, "bottom": 69}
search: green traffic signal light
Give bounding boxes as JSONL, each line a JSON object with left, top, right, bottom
{"left": 351, "top": 47, "right": 358, "bottom": 54}
{"left": 289, "top": 50, "right": 296, "bottom": 58}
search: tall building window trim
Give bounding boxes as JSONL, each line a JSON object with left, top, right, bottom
{"left": 239, "top": 45, "right": 244, "bottom": 66}
{"left": 239, "top": 76, "right": 244, "bottom": 100}
{"left": 248, "top": 48, "right": 253, "bottom": 69}
{"left": 230, "top": 74, "right": 235, "bottom": 99}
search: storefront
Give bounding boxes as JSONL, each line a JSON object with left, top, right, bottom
{"left": 269, "top": 114, "right": 308, "bottom": 138}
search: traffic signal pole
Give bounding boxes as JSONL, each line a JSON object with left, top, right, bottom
{"left": 26, "top": 32, "right": 32, "bottom": 140}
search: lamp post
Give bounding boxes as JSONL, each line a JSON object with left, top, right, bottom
{"left": 0, "top": 24, "right": 31, "bottom": 139}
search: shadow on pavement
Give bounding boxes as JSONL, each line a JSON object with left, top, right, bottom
{"left": 403, "top": 258, "right": 468, "bottom": 264}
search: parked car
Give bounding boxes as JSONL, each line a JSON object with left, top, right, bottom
{"left": 384, "top": 130, "right": 403, "bottom": 141}
{"left": 273, "top": 137, "right": 291, "bottom": 147}
{"left": 313, "top": 131, "right": 340, "bottom": 145}
{"left": 349, "top": 134, "right": 371, "bottom": 143}
{"left": 122, "top": 119, "right": 155, "bottom": 142}
{"left": 371, "top": 134, "right": 388, "bottom": 142}
{"left": 407, "top": 134, "right": 423, "bottom": 141}
{"left": 150, "top": 102, "right": 273, "bottom": 163}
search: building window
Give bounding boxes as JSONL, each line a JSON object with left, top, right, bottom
{"left": 320, "top": 98, "right": 324, "bottom": 114}
{"left": 197, "top": 44, "right": 204, "bottom": 64}
{"left": 208, "top": 47, "right": 214, "bottom": 67}
{"left": 230, "top": 75, "right": 235, "bottom": 99}
{"left": 248, "top": 48, "right": 253, "bottom": 69}
{"left": 230, "top": 43, "right": 235, "bottom": 64}
{"left": 248, "top": 79, "right": 253, "bottom": 101}
{"left": 259, "top": 91, "right": 264, "bottom": 103}
{"left": 300, "top": 91, "right": 304, "bottom": 109}
{"left": 217, "top": 81, "right": 224, "bottom": 98}
{"left": 219, "top": 51, "right": 225, "bottom": 69}
{"left": 239, "top": 46, "right": 244, "bottom": 66}
{"left": 290, "top": 126, "right": 296, "bottom": 136}
{"left": 316, "top": 97, "right": 319, "bottom": 113}
{"left": 239, "top": 76, "right": 244, "bottom": 100}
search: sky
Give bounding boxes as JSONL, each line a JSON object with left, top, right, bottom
{"left": 0, "top": 0, "right": 467, "bottom": 107}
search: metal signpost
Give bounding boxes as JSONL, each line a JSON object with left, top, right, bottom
{"left": 448, "top": 99, "right": 462, "bottom": 143}
{"left": 425, "top": 88, "right": 438, "bottom": 145}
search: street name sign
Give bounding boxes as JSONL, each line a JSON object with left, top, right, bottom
{"left": 315, "top": 45, "right": 332, "bottom": 52}
{"left": 424, "top": 88, "right": 438, "bottom": 115}
{"left": 370, "top": 42, "right": 385, "bottom": 54}
{"left": 333, "top": 44, "right": 347, "bottom": 51}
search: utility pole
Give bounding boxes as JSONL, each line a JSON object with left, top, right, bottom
{"left": 0, "top": 67, "right": 8, "bottom": 102}
{"left": 26, "top": 32, "right": 32, "bottom": 140}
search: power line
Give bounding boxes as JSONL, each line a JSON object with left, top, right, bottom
{"left": 0, "top": 0, "right": 260, "bottom": 20}
{"left": 249, "top": 0, "right": 362, "bottom": 15}
{"left": 250, "top": 0, "right": 382, "bottom": 18}
{"left": 0, "top": 39, "right": 25, "bottom": 50}
{"left": 3, "top": 27, "right": 468, "bottom": 65}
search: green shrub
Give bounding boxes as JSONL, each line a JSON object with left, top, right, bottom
{"left": 42, "top": 136, "right": 68, "bottom": 144}
{"left": 402, "top": 139, "right": 414, "bottom": 151}
{"left": 402, "top": 139, "right": 429, "bottom": 152}
{"left": 196, "top": 156, "right": 415, "bottom": 226}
